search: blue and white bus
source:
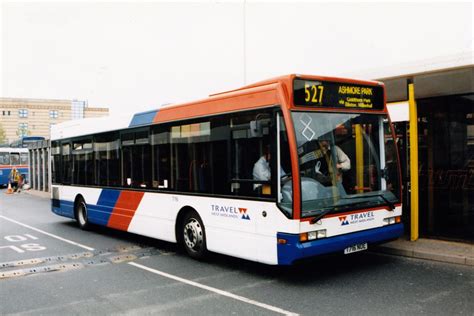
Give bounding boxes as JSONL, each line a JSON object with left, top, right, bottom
{"left": 50, "top": 74, "right": 403, "bottom": 265}
{"left": 0, "top": 147, "right": 29, "bottom": 187}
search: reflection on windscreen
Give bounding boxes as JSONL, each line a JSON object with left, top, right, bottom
{"left": 284, "top": 112, "right": 401, "bottom": 217}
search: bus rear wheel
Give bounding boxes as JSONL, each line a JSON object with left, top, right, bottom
{"left": 75, "top": 197, "right": 90, "bottom": 230}
{"left": 182, "top": 211, "right": 207, "bottom": 259}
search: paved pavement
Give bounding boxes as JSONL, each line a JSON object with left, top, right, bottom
{"left": 22, "top": 189, "right": 474, "bottom": 267}
{"left": 377, "top": 237, "right": 474, "bottom": 266}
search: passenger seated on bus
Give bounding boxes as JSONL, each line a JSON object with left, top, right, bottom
{"left": 252, "top": 146, "right": 286, "bottom": 195}
{"left": 253, "top": 147, "right": 271, "bottom": 192}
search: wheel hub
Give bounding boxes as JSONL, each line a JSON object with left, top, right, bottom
{"left": 183, "top": 218, "right": 203, "bottom": 250}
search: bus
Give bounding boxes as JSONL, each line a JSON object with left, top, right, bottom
{"left": 50, "top": 74, "right": 403, "bottom": 265}
{"left": 0, "top": 147, "right": 29, "bottom": 186}
{"left": 10, "top": 136, "right": 45, "bottom": 148}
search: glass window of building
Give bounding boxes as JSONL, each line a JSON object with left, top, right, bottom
{"left": 50, "top": 110, "right": 59, "bottom": 119}
{"left": 418, "top": 94, "right": 474, "bottom": 242}
{"left": 71, "top": 100, "right": 86, "bottom": 120}
{"left": 18, "top": 109, "right": 28, "bottom": 118}
{"left": 18, "top": 123, "right": 28, "bottom": 136}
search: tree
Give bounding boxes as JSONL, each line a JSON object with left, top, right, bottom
{"left": 0, "top": 123, "right": 6, "bottom": 145}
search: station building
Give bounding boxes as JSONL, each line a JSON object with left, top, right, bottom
{"left": 380, "top": 64, "right": 473, "bottom": 243}
{"left": 0, "top": 98, "right": 109, "bottom": 145}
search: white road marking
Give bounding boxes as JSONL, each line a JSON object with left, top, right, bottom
{"left": 128, "top": 262, "right": 299, "bottom": 316}
{"left": 0, "top": 215, "right": 95, "bottom": 251}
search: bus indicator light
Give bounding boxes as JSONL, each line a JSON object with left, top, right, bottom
{"left": 383, "top": 216, "right": 401, "bottom": 226}
{"left": 300, "top": 229, "right": 327, "bottom": 242}
{"left": 277, "top": 238, "right": 288, "bottom": 244}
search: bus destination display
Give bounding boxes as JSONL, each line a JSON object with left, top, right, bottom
{"left": 293, "top": 79, "right": 384, "bottom": 110}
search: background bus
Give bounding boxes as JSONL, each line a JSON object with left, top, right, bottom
{"left": 10, "top": 136, "right": 45, "bottom": 148}
{"left": 50, "top": 74, "right": 403, "bottom": 265}
{"left": 0, "top": 147, "right": 29, "bottom": 187}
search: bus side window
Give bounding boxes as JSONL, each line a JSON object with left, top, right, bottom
{"left": 94, "top": 132, "right": 120, "bottom": 187}
{"left": 230, "top": 110, "right": 274, "bottom": 198}
{"left": 10, "top": 153, "right": 20, "bottom": 165}
{"left": 168, "top": 121, "right": 214, "bottom": 193}
{"left": 151, "top": 127, "right": 171, "bottom": 190}
{"left": 121, "top": 130, "right": 152, "bottom": 189}
{"left": 20, "top": 153, "right": 28, "bottom": 165}
{"left": 61, "top": 143, "right": 71, "bottom": 184}
{"left": 0, "top": 152, "right": 10, "bottom": 165}
{"left": 51, "top": 141, "right": 61, "bottom": 184}
{"left": 72, "top": 139, "right": 93, "bottom": 185}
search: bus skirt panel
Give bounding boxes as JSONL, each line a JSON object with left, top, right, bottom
{"left": 277, "top": 223, "right": 404, "bottom": 265}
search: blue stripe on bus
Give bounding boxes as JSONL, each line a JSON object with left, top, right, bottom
{"left": 277, "top": 223, "right": 404, "bottom": 265}
{"left": 0, "top": 167, "right": 29, "bottom": 185}
{"left": 87, "top": 189, "right": 121, "bottom": 225}
{"left": 129, "top": 110, "right": 158, "bottom": 127}
{"left": 52, "top": 200, "right": 75, "bottom": 219}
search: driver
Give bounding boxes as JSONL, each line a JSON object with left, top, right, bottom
{"left": 300, "top": 136, "right": 350, "bottom": 185}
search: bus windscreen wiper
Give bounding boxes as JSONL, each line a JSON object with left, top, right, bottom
{"left": 376, "top": 194, "right": 395, "bottom": 211}
{"left": 341, "top": 193, "right": 395, "bottom": 211}
{"left": 310, "top": 208, "right": 336, "bottom": 224}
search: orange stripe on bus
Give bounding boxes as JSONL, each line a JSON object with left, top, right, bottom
{"left": 107, "top": 191, "right": 145, "bottom": 231}
{"left": 153, "top": 87, "right": 279, "bottom": 124}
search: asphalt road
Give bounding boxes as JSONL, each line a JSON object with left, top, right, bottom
{"left": 1, "top": 190, "right": 473, "bottom": 315}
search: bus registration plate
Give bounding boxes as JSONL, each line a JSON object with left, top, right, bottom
{"left": 344, "top": 243, "right": 368, "bottom": 254}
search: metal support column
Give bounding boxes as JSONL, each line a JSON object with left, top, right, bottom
{"left": 408, "top": 83, "right": 419, "bottom": 241}
{"left": 42, "top": 148, "right": 46, "bottom": 191}
{"left": 32, "top": 150, "right": 37, "bottom": 190}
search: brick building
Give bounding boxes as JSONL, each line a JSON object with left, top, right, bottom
{"left": 0, "top": 98, "right": 109, "bottom": 144}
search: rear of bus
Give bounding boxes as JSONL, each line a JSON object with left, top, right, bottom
{"left": 276, "top": 76, "right": 403, "bottom": 265}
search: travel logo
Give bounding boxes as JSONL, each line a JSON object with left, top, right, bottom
{"left": 211, "top": 205, "right": 250, "bottom": 221}
{"left": 339, "top": 211, "right": 375, "bottom": 226}
{"left": 339, "top": 216, "right": 349, "bottom": 226}
{"left": 239, "top": 208, "right": 250, "bottom": 220}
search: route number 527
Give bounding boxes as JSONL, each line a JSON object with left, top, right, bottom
{"left": 304, "top": 84, "right": 324, "bottom": 104}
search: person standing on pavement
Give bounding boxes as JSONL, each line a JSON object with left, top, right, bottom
{"left": 9, "top": 167, "right": 21, "bottom": 192}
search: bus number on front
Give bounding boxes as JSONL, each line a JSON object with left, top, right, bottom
{"left": 304, "top": 84, "right": 324, "bottom": 105}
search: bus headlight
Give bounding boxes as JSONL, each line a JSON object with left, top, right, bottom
{"left": 300, "top": 229, "right": 327, "bottom": 242}
{"left": 383, "top": 216, "right": 401, "bottom": 225}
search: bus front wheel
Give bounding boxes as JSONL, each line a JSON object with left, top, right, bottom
{"left": 181, "top": 211, "right": 207, "bottom": 259}
{"left": 75, "top": 197, "right": 90, "bottom": 230}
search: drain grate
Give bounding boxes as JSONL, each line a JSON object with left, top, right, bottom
{"left": 0, "top": 244, "right": 171, "bottom": 280}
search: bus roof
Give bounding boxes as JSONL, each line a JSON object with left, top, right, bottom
{"left": 51, "top": 74, "right": 385, "bottom": 141}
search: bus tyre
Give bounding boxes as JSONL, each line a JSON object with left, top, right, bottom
{"left": 75, "top": 198, "right": 90, "bottom": 230}
{"left": 182, "top": 211, "right": 207, "bottom": 259}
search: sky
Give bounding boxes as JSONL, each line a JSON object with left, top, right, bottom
{"left": 1, "top": 1, "right": 473, "bottom": 115}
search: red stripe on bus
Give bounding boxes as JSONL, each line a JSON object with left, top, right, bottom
{"left": 0, "top": 165, "right": 28, "bottom": 169}
{"left": 107, "top": 191, "right": 145, "bottom": 231}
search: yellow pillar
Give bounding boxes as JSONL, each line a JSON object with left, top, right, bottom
{"left": 355, "top": 124, "right": 364, "bottom": 194}
{"left": 408, "top": 83, "right": 419, "bottom": 241}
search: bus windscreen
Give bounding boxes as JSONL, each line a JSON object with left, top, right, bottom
{"left": 293, "top": 79, "right": 384, "bottom": 110}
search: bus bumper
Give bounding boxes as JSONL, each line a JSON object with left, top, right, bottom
{"left": 277, "top": 223, "right": 404, "bottom": 265}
